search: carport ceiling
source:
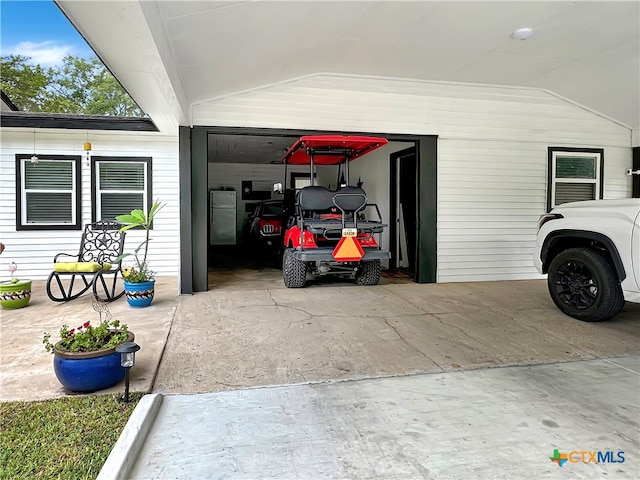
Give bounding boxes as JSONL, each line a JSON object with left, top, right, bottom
{"left": 58, "top": 1, "right": 639, "bottom": 132}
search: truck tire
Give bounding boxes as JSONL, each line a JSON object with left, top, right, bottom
{"left": 547, "top": 247, "right": 624, "bottom": 322}
{"left": 283, "top": 247, "right": 306, "bottom": 288}
{"left": 355, "top": 260, "right": 381, "bottom": 286}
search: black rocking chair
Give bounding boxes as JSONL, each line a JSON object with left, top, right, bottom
{"left": 46, "top": 220, "right": 127, "bottom": 302}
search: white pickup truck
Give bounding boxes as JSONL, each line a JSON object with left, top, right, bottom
{"left": 534, "top": 199, "right": 640, "bottom": 321}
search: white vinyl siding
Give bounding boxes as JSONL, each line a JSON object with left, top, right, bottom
{"left": 0, "top": 130, "right": 179, "bottom": 281}
{"left": 193, "top": 74, "right": 633, "bottom": 283}
{"left": 95, "top": 159, "right": 149, "bottom": 221}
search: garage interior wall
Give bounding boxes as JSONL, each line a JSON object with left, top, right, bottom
{"left": 191, "top": 74, "right": 633, "bottom": 283}
{"left": 208, "top": 163, "right": 309, "bottom": 241}
{"left": 346, "top": 141, "right": 414, "bottom": 268}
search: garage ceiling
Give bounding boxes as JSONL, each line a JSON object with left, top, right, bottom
{"left": 58, "top": 1, "right": 639, "bottom": 134}
{"left": 207, "top": 133, "right": 298, "bottom": 164}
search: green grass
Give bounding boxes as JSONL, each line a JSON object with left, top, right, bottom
{"left": 0, "top": 392, "right": 144, "bottom": 480}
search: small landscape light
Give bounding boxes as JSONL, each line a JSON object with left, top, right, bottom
{"left": 116, "top": 341, "right": 140, "bottom": 403}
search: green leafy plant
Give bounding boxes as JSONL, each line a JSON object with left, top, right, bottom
{"left": 43, "top": 318, "right": 128, "bottom": 353}
{"left": 116, "top": 200, "right": 164, "bottom": 283}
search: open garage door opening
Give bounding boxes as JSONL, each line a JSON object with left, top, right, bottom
{"left": 204, "top": 130, "right": 434, "bottom": 290}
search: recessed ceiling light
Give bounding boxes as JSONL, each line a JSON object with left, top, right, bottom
{"left": 512, "top": 28, "right": 534, "bottom": 41}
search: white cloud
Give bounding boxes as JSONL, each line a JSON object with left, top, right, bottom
{"left": 7, "top": 41, "right": 75, "bottom": 66}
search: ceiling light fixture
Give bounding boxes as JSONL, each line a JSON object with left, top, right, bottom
{"left": 511, "top": 27, "right": 534, "bottom": 41}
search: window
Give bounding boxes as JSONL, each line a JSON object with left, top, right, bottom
{"left": 15, "top": 154, "right": 81, "bottom": 230}
{"left": 547, "top": 147, "right": 604, "bottom": 211}
{"left": 290, "top": 172, "right": 316, "bottom": 190}
{"left": 92, "top": 157, "right": 152, "bottom": 222}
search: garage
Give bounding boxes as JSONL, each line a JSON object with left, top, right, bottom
{"left": 183, "top": 127, "right": 438, "bottom": 292}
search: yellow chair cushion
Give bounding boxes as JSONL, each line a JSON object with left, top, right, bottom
{"left": 53, "top": 262, "right": 112, "bottom": 273}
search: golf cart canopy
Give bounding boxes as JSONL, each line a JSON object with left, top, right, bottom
{"left": 281, "top": 135, "right": 388, "bottom": 165}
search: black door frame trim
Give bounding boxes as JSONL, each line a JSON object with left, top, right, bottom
{"left": 389, "top": 146, "right": 418, "bottom": 275}
{"left": 183, "top": 126, "right": 437, "bottom": 293}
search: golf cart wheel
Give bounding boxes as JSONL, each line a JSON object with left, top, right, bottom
{"left": 283, "top": 247, "right": 306, "bottom": 288}
{"left": 356, "top": 260, "right": 381, "bottom": 286}
{"left": 547, "top": 247, "right": 623, "bottom": 322}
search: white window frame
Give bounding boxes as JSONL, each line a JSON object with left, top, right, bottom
{"left": 548, "top": 148, "right": 604, "bottom": 211}
{"left": 16, "top": 155, "right": 81, "bottom": 230}
{"left": 92, "top": 157, "right": 151, "bottom": 222}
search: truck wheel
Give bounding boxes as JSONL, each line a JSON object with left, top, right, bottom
{"left": 355, "top": 260, "right": 381, "bottom": 286}
{"left": 547, "top": 247, "right": 623, "bottom": 322}
{"left": 283, "top": 247, "right": 306, "bottom": 288}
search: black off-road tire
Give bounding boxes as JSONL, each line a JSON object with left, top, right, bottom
{"left": 283, "top": 247, "right": 306, "bottom": 288}
{"left": 355, "top": 260, "right": 381, "bottom": 286}
{"left": 547, "top": 247, "right": 624, "bottom": 322}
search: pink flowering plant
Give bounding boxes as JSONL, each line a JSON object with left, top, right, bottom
{"left": 43, "top": 318, "right": 129, "bottom": 353}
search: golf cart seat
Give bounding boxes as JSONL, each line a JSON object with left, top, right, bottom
{"left": 332, "top": 186, "right": 367, "bottom": 214}
{"left": 46, "top": 220, "right": 126, "bottom": 303}
{"left": 297, "top": 186, "right": 336, "bottom": 217}
{"left": 298, "top": 185, "right": 385, "bottom": 236}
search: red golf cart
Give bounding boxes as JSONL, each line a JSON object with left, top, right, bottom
{"left": 278, "top": 135, "right": 391, "bottom": 288}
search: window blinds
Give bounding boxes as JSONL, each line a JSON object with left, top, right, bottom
{"left": 23, "top": 160, "right": 74, "bottom": 223}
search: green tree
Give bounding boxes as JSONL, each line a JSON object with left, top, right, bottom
{"left": 0, "top": 54, "right": 50, "bottom": 111}
{"left": 0, "top": 54, "right": 144, "bottom": 116}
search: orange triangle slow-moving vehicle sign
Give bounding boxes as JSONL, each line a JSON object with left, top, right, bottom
{"left": 332, "top": 236, "right": 365, "bottom": 262}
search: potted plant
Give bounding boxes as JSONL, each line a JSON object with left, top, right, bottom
{"left": 43, "top": 317, "right": 134, "bottom": 393}
{"left": 1, "top": 277, "right": 32, "bottom": 310}
{"left": 116, "top": 201, "right": 164, "bottom": 307}
{"left": 0, "top": 251, "right": 32, "bottom": 309}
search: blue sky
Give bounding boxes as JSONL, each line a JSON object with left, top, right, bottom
{"left": 1, "top": 0, "right": 94, "bottom": 66}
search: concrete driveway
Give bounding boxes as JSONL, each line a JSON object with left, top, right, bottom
{"left": 1, "top": 272, "right": 638, "bottom": 401}
{"left": 107, "top": 270, "right": 639, "bottom": 480}
{"left": 154, "top": 272, "right": 640, "bottom": 395}
{"left": 3, "top": 271, "right": 639, "bottom": 479}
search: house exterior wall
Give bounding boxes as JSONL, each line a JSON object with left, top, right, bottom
{"left": 0, "top": 128, "right": 180, "bottom": 281}
{"left": 191, "top": 74, "right": 633, "bottom": 282}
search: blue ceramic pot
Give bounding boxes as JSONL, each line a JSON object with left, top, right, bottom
{"left": 53, "top": 332, "right": 135, "bottom": 393}
{"left": 123, "top": 280, "right": 155, "bottom": 308}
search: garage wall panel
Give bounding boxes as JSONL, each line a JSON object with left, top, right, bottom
{"left": 0, "top": 128, "right": 180, "bottom": 281}
{"left": 192, "top": 74, "right": 633, "bottom": 282}
{"left": 207, "top": 162, "right": 308, "bottom": 240}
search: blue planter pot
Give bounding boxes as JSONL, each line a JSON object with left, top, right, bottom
{"left": 53, "top": 332, "right": 135, "bottom": 393}
{"left": 124, "top": 280, "right": 155, "bottom": 307}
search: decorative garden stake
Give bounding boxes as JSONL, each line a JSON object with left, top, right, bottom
{"left": 115, "top": 341, "right": 140, "bottom": 403}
